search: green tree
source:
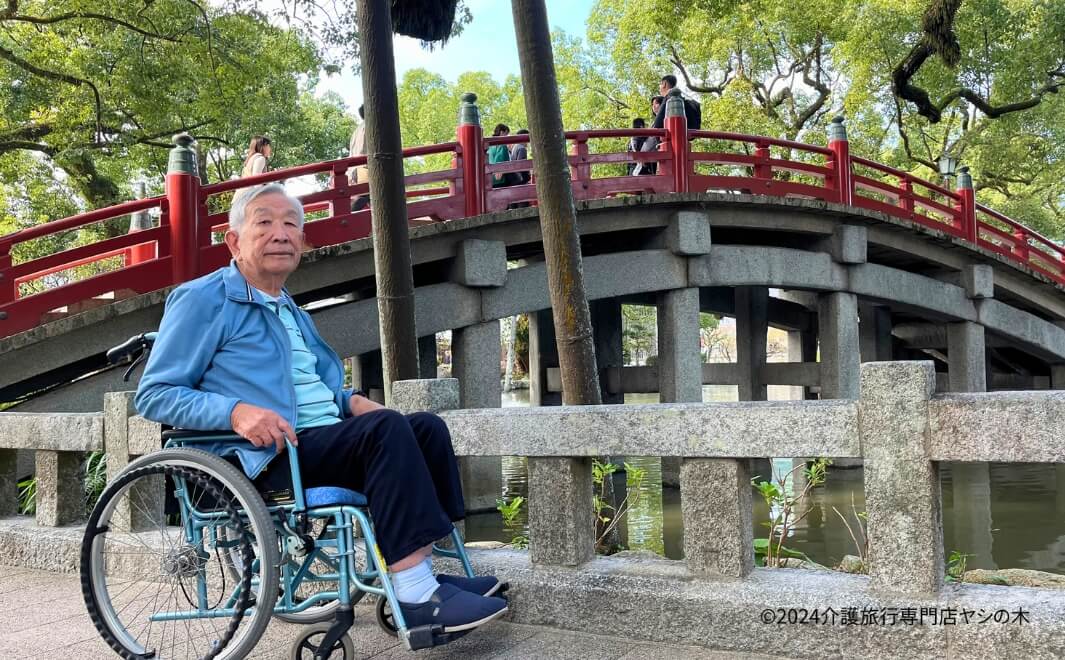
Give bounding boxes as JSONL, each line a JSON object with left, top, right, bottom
{"left": 581, "top": 0, "right": 1065, "bottom": 237}
{"left": 0, "top": 1, "right": 356, "bottom": 224}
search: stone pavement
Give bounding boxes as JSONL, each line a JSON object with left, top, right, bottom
{"left": 0, "top": 567, "right": 784, "bottom": 660}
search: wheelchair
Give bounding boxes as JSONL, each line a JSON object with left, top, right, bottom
{"left": 81, "top": 332, "right": 505, "bottom": 659}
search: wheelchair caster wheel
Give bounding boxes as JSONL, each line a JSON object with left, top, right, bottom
{"left": 290, "top": 622, "right": 355, "bottom": 659}
{"left": 375, "top": 596, "right": 399, "bottom": 637}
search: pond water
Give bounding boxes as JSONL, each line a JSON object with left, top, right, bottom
{"left": 463, "top": 387, "right": 1065, "bottom": 574}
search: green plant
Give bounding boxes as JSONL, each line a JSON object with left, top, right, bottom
{"left": 495, "top": 496, "right": 528, "bottom": 549}
{"left": 752, "top": 458, "right": 831, "bottom": 568}
{"left": 592, "top": 459, "right": 647, "bottom": 552}
{"left": 831, "top": 493, "right": 869, "bottom": 573}
{"left": 17, "top": 476, "right": 36, "bottom": 515}
{"left": 83, "top": 451, "right": 108, "bottom": 512}
{"left": 946, "top": 550, "right": 973, "bottom": 582}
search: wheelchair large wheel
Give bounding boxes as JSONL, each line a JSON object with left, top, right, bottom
{"left": 81, "top": 449, "right": 280, "bottom": 660}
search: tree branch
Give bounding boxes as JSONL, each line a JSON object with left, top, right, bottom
{"left": 670, "top": 44, "right": 731, "bottom": 94}
{"left": 0, "top": 41, "right": 103, "bottom": 139}
{"left": 1, "top": 11, "right": 182, "bottom": 42}
{"left": 893, "top": 95, "right": 937, "bottom": 171}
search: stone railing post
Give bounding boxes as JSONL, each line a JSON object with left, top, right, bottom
{"left": 104, "top": 392, "right": 164, "bottom": 531}
{"left": 0, "top": 443, "right": 15, "bottom": 516}
{"left": 681, "top": 458, "right": 753, "bottom": 577}
{"left": 165, "top": 133, "right": 201, "bottom": 283}
{"left": 35, "top": 450, "right": 83, "bottom": 526}
{"left": 859, "top": 361, "right": 943, "bottom": 593}
{"left": 528, "top": 456, "right": 595, "bottom": 566}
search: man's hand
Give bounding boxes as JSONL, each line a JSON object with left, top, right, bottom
{"left": 350, "top": 392, "right": 384, "bottom": 416}
{"left": 230, "top": 402, "right": 297, "bottom": 453}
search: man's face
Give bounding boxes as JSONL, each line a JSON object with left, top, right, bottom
{"left": 659, "top": 79, "right": 670, "bottom": 96}
{"left": 224, "top": 192, "right": 303, "bottom": 281}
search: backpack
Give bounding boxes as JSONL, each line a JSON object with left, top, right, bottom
{"left": 683, "top": 97, "right": 702, "bottom": 130}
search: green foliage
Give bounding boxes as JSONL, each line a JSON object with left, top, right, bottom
{"left": 17, "top": 476, "right": 36, "bottom": 515}
{"left": 752, "top": 458, "right": 831, "bottom": 567}
{"left": 0, "top": 1, "right": 355, "bottom": 229}
{"left": 581, "top": 0, "right": 1065, "bottom": 237}
{"left": 946, "top": 549, "right": 974, "bottom": 582}
{"left": 495, "top": 496, "right": 528, "bottom": 549}
{"left": 592, "top": 459, "right": 647, "bottom": 553}
{"left": 621, "top": 304, "right": 657, "bottom": 366}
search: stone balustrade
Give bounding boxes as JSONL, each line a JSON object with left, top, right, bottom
{"left": 2, "top": 361, "right": 1065, "bottom": 656}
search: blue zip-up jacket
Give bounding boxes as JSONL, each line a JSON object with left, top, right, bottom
{"left": 135, "top": 261, "right": 354, "bottom": 478}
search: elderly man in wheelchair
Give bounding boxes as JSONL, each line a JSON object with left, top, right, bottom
{"left": 80, "top": 183, "right": 507, "bottom": 660}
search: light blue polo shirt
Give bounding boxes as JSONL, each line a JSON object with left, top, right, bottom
{"left": 258, "top": 289, "right": 343, "bottom": 431}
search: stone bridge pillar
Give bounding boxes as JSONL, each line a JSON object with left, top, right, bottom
{"left": 529, "top": 309, "right": 562, "bottom": 406}
{"left": 735, "top": 286, "right": 769, "bottom": 402}
{"left": 946, "top": 269, "right": 993, "bottom": 567}
{"left": 450, "top": 239, "right": 506, "bottom": 513}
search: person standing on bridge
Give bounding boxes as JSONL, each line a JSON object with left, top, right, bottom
{"left": 134, "top": 183, "right": 508, "bottom": 635}
{"left": 488, "top": 123, "right": 514, "bottom": 189}
{"left": 241, "top": 135, "right": 272, "bottom": 177}
{"left": 349, "top": 104, "right": 370, "bottom": 212}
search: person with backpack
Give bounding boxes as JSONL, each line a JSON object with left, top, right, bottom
{"left": 650, "top": 75, "right": 701, "bottom": 130}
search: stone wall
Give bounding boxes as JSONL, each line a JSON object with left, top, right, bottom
{"left": 2, "top": 364, "right": 1065, "bottom": 657}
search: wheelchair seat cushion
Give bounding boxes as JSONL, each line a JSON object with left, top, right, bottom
{"left": 305, "top": 486, "right": 368, "bottom": 508}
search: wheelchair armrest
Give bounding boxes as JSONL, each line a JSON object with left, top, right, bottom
{"left": 161, "top": 429, "right": 244, "bottom": 443}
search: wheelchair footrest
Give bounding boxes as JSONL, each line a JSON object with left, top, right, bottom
{"left": 405, "top": 624, "right": 478, "bottom": 651}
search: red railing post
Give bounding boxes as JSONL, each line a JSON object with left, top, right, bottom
{"left": 955, "top": 166, "right": 977, "bottom": 244}
{"left": 753, "top": 141, "right": 772, "bottom": 181}
{"left": 127, "top": 181, "right": 156, "bottom": 265}
{"left": 664, "top": 88, "right": 689, "bottom": 193}
{"left": 456, "top": 92, "right": 485, "bottom": 217}
{"left": 570, "top": 135, "right": 590, "bottom": 195}
{"left": 0, "top": 239, "right": 13, "bottom": 307}
{"left": 165, "top": 134, "right": 200, "bottom": 284}
{"left": 897, "top": 177, "right": 915, "bottom": 217}
{"left": 827, "top": 116, "right": 853, "bottom": 206}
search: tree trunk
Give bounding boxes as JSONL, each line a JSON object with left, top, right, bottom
{"left": 513, "top": 0, "right": 618, "bottom": 553}
{"left": 503, "top": 316, "right": 517, "bottom": 392}
{"left": 356, "top": 0, "right": 420, "bottom": 402}
{"left": 510, "top": 0, "right": 601, "bottom": 407}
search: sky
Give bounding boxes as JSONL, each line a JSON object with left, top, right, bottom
{"left": 316, "top": 0, "right": 598, "bottom": 112}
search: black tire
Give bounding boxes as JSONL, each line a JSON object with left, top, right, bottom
{"left": 81, "top": 448, "right": 280, "bottom": 660}
{"left": 375, "top": 595, "right": 398, "bottom": 637}
{"left": 289, "top": 622, "right": 355, "bottom": 660}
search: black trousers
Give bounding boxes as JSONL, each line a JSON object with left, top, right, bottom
{"left": 260, "top": 410, "right": 464, "bottom": 565}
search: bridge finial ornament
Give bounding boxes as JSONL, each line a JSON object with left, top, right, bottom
{"left": 458, "top": 92, "right": 480, "bottom": 126}
{"left": 665, "top": 87, "right": 685, "bottom": 118}
{"left": 167, "top": 133, "right": 199, "bottom": 176}
{"left": 957, "top": 165, "right": 973, "bottom": 190}
{"left": 828, "top": 115, "right": 848, "bottom": 143}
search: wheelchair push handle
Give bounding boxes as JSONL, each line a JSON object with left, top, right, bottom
{"left": 106, "top": 332, "right": 158, "bottom": 381}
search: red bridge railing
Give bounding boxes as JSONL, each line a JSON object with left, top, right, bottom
{"left": 1, "top": 91, "right": 1063, "bottom": 338}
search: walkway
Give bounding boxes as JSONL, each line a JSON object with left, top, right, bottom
{"left": 0, "top": 567, "right": 782, "bottom": 660}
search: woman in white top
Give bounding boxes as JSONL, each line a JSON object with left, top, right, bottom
{"left": 241, "top": 136, "right": 272, "bottom": 177}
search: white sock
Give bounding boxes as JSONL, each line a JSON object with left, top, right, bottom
{"left": 392, "top": 560, "right": 439, "bottom": 604}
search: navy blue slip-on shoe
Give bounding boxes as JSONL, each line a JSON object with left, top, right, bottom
{"left": 435, "top": 574, "right": 503, "bottom": 597}
{"left": 398, "top": 583, "right": 508, "bottom": 633}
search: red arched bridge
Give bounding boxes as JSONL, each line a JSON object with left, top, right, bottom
{"left": 1, "top": 109, "right": 1063, "bottom": 340}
